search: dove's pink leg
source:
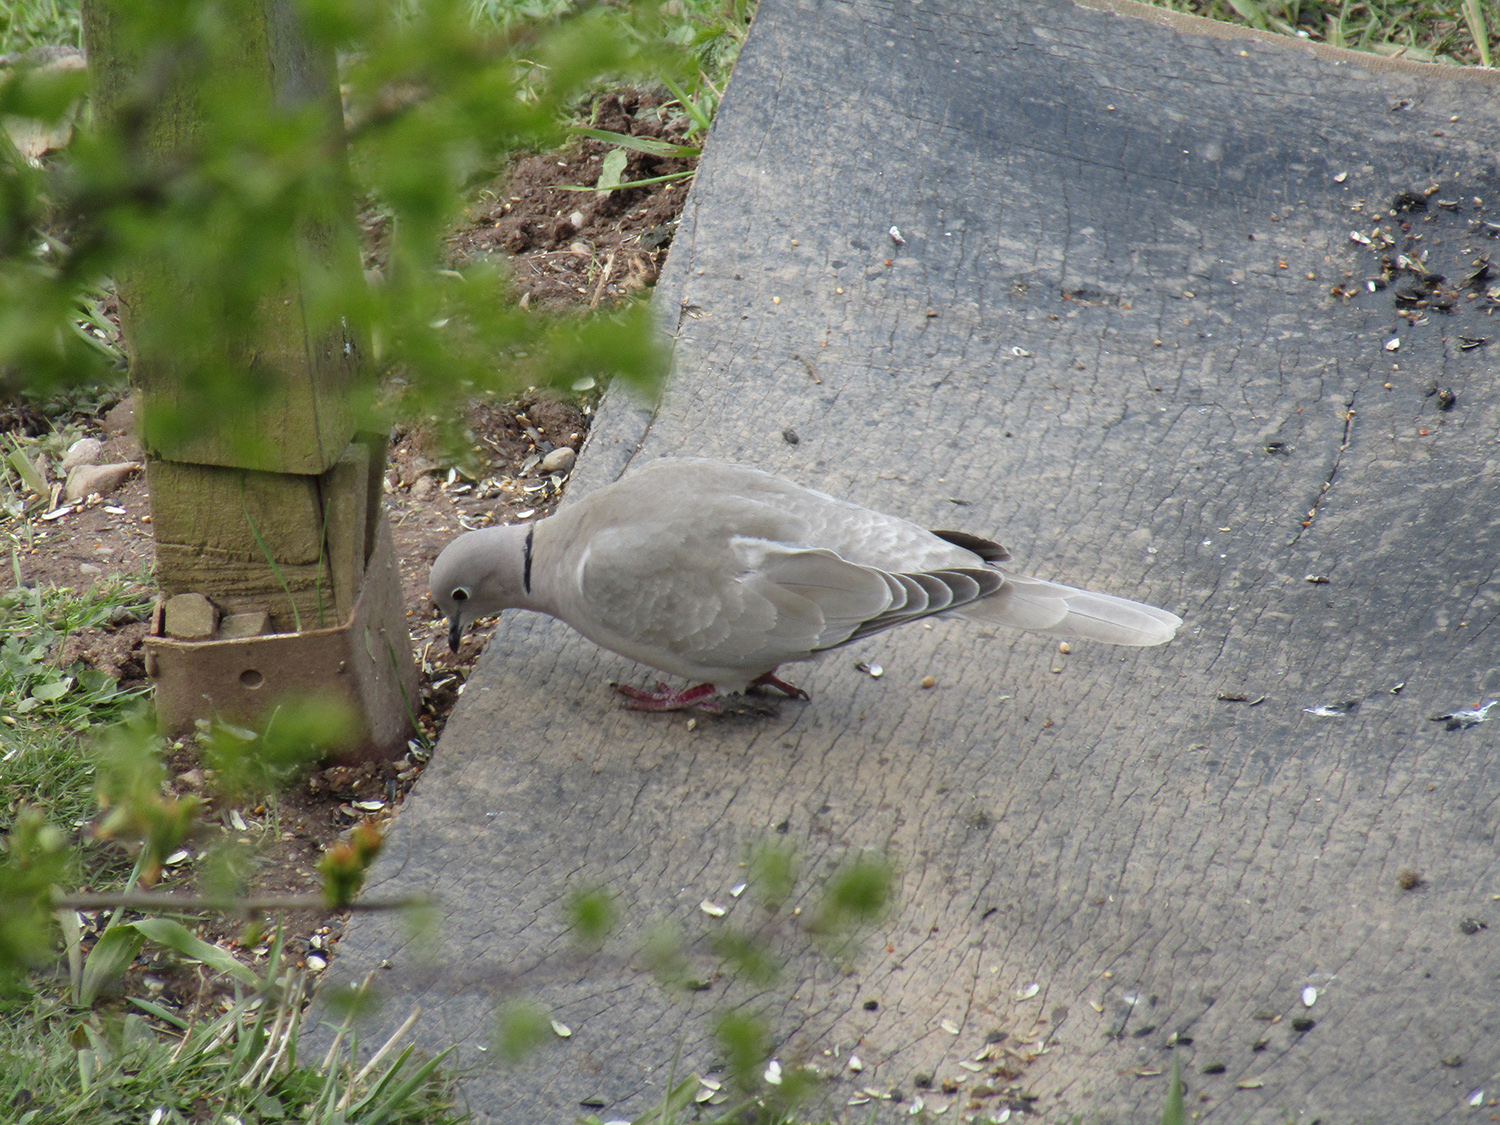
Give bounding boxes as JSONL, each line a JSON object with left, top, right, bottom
{"left": 746, "top": 670, "right": 811, "bottom": 700}
{"left": 616, "top": 682, "right": 724, "bottom": 713}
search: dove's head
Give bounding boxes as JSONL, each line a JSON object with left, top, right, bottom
{"left": 429, "top": 523, "right": 536, "bottom": 652}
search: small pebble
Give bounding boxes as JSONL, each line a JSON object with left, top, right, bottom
{"left": 540, "top": 447, "right": 576, "bottom": 474}
{"left": 61, "top": 437, "right": 104, "bottom": 473}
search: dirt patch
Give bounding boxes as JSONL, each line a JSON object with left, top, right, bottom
{"left": 3, "top": 87, "right": 691, "bottom": 1017}
{"left": 448, "top": 90, "right": 693, "bottom": 308}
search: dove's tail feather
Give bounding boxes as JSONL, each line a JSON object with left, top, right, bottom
{"left": 957, "top": 572, "right": 1182, "bottom": 646}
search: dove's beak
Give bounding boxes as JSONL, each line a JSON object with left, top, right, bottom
{"left": 447, "top": 614, "right": 463, "bottom": 653}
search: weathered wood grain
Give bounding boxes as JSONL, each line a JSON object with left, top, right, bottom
{"left": 322, "top": 1, "right": 1500, "bottom": 1121}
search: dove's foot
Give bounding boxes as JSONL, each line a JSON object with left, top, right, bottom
{"left": 746, "top": 670, "right": 811, "bottom": 701}
{"left": 616, "top": 681, "right": 724, "bottom": 713}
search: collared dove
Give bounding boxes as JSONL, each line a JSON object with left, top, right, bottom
{"left": 430, "top": 457, "right": 1182, "bottom": 710}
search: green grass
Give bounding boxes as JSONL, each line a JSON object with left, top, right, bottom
{"left": 0, "top": 571, "right": 154, "bottom": 739}
{"left": 1143, "top": 0, "right": 1499, "bottom": 65}
{"left": 0, "top": 0, "right": 79, "bottom": 56}
{"left": 0, "top": 963, "right": 463, "bottom": 1125}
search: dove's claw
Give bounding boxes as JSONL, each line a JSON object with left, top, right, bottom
{"left": 746, "top": 671, "right": 811, "bottom": 701}
{"left": 616, "top": 681, "right": 723, "bottom": 712}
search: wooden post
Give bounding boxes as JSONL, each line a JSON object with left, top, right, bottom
{"left": 82, "top": 0, "right": 418, "bottom": 758}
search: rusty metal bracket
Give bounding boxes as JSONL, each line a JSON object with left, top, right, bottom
{"left": 145, "top": 517, "right": 419, "bottom": 762}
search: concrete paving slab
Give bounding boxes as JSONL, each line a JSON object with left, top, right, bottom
{"left": 318, "top": 0, "right": 1500, "bottom": 1121}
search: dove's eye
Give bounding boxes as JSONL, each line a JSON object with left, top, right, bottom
{"left": 451, "top": 587, "right": 469, "bottom": 602}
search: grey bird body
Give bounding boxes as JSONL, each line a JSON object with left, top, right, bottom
{"left": 429, "top": 457, "right": 1182, "bottom": 706}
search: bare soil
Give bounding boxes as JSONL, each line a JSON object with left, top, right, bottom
{"left": 4, "top": 87, "right": 691, "bottom": 1019}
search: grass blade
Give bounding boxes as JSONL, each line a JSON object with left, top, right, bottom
{"left": 1462, "top": 0, "right": 1492, "bottom": 66}
{"left": 126, "top": 917, "right": 267, "bottom": 990}
{"left": 241, "top": 487, "right": 302, "bottom": 633}
{"left": 1161, "top": 1051, "right": 1185, "bottom": 1125}
{"left": 569, "top": 127, "right": 700, "bottom": 159}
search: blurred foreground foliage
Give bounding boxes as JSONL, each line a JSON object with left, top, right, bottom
{"left": 0, "top": 0, "right": 681, "bottom": 439}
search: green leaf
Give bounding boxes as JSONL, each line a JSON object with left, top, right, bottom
{"left": 125, "top": 918, "right": 265, "bottom": 990}
{"left": 564, "top": 885, "right": 617, "bottom": 946}
{"left": 813, "top": 851, "right": 894, "bottom": 932}
{"left": 493, "top": 1001, "right": 550, "bottom": 1064}
{"left": 569, "top": 127, "right": 701, "bottom": 159}
{"left": 78, "top": 925, "right": 146, "bottom": 1006}
{"left": 596, "top": 147, "right": 628, "bottom": 191}
{"left": 748, "top": 841, "right": 797, "bottom": 912}
{"left": 30, "top": 677, "right": 73, "bottom": 702}
{"left": 714, "top": 1011, "right": 769, "bottom": 1089}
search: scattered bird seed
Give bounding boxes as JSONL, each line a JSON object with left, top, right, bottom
{"left": 1384, "top": 337, "right": 1401, "bottom": 351}
{"left": 729, "top": 882, "right": 746, "bottom": 897}
{"left": 1236, "top": 1078, "right": 1265, "bottom": 1089}
{"left": 1468, "top": 1089, "right": 1485, "bottom": 1106}
{"left": 551, "top": 1020, "right": 572, "bottom": 1038}
{"left": 165, "top": 849, "right": 190, "bottom": 866}
{"left": 699, "top": 900, "right": 726, "bottom": 917}
{"left": 764, "top": 1060, "right": 782, "bottom": 1085}
{"left": 1430, "top": 700, "right": 1499, "bottom": 730}
{"left": 1010, "top": 346, "right": 1031, "bottom": 357}
{"left": 848, "top": 1054, "right": 863, "bottom": 1072}
{"left": 889, "top": 226, "right": 905, "bottom": 244}
{"left": 229, "top": 809, "right": 248, "bottom": 831}
{"left": 1302, "top": 985, "right": 1319, "bottom": 1007}
{"left": 1303, "top": 701, "right": 1357, "bottom": 718}
{"left": 940, "top": 1019, "right": 961, "bottom": 1035}
{"left": 1303, "top": 574, "right": 1329, "bottom": 584}
{"left": 306, "top": 955, "right": 327, "bottom": 971}
{"left": 695, "top": 1087, "right": 714, "bottom": 1104}
{"left": 354, "top": 799, "right": 386, "bottom": 811}
{"left": 1016, "top": 982, "right": 1041, "bottom": 1000}
{"left": 957, "top": 1060, "right": 983, "bottom": 1072}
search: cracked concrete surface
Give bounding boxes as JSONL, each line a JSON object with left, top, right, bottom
{"left": 315, "top": 0, "right": 1500, "bottom": 1120}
